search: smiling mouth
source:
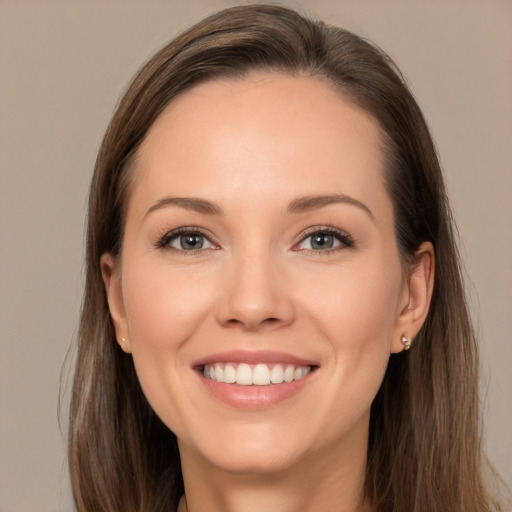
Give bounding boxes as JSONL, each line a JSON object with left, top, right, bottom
{"left": 202, "top": 362, "right": 314, "bottom": 386}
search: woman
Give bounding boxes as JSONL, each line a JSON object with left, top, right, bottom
{"left": 69, "top": 5, "right": 503, "bottom": 511}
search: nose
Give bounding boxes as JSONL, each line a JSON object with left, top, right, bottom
{"left": 215, "top": 249, "right": 296, "bottom": 332}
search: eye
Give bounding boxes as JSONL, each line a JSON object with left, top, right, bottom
{"left": 294, "top": 228, "right": 354, "bottom": 252}
{"left": 171, "top": 232, "right": 211, "bottom": 250}
{"left": 156, "top": 228, "right": 217, "bottom": 252}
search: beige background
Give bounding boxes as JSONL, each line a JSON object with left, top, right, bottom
{"left": 1, "top": 1, "right": 510, "bottom": 511}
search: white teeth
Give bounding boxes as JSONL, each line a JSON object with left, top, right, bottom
{"left": 203, "top": 362, "right": 312, "bottom": 385}
{"left": 214, "top": 365, "right": 224, "bottom": 382}
{"left": 252, "top": 364, "right": 271, "bottom": 386}
{"left": 223, "top": 363, "right": 236, "bottom": 383}
{"left": 293, "top": 367, "right": 304, "bottom": 380}
{"left": 236, "top": 363, "right": 253, "bottom": 385}
{"left": 270, "top": 364, "right": 284, "bottom": 384}
{"left": 284, "top": 365, "right": 295, "bottom": 383}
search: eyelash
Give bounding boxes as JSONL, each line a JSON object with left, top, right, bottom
{"left": 155, "top": 226, "right": 355, "bottom": 255}
{"left": 292, "top": 226, "right": 355, "bottom": 254}
{"left": 155, "top": 227, "right": 219, "bottom": 255}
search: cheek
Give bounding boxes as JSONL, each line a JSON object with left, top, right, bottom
{"left": 300, "top": 254, "right": 402, "bottom": 346}
{"left": 299, "top": 254, "right": 402, "bottom": 399}
{"left": 119, "top": 256, "right": 220, "bottom": 431}
{"left": 122, "top": 258, "right": 214, "bottom": 348}
{"left": 120, "top": 256, "right": 221, "bottom": 415}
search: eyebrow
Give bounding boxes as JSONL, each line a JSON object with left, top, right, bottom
{"left": 287, "top": 194, "right": 374, "bottom": 221}
{"left": 144, "top": 197, "right": 223, "bottom": 218}
{"left": 144, "top": 193, "right": 374, "bottom": 221}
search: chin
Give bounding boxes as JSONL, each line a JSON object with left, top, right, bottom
{"left": 206, "top": 445, "right": 303, "bottom": 475}
{"left": 179, "top": 422, "right": 312, "bottom": 475}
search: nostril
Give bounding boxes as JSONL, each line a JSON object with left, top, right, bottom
{"left": 224, "top": 316, "right": 281, "bottom": 330}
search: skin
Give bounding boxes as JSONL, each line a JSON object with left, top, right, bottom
{"left": 102, "top": 73, "right": 434, "bottom": 512}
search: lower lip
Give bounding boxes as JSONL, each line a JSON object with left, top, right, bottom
{"left": 198, "top": 371, "right": 315, "bottom": 409}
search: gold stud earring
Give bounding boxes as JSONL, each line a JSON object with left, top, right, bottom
{"left": 401, "top": 335, "right": 412, "bottom": 350}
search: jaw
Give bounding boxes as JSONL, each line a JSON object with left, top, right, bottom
{"left": 177, "top": 409, "right": 372, "bottom": 512}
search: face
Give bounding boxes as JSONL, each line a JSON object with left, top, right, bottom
{"left": 103, "top": 74, "right": 429, "bottom": 477}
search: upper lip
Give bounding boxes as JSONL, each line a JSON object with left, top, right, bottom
{"left": 191, "top": 350, "right": 319, "bottom": 368}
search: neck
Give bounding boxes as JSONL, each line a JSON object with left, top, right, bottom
{"left": 178, "top": 423, "right": 371, "bottom": 512}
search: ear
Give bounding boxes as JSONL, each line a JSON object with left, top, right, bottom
{"left": 391, "top": 241, "right": 435, "bottom": 353}
{"left": 100, "top": 253, "right": 132, "bottom": 353}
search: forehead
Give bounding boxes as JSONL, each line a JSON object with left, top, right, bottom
{"left": 130, "top": 73, "right": 389, "bottom": 219}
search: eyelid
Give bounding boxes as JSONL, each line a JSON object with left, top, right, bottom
{"left": 292, "top": 226, "right": 355, "bottom": 252}
{"left": 155, "top": 226, "right": 220, "bottom": 252}
{"left": 154, "top": 225, "right": 354, "bottom": 254}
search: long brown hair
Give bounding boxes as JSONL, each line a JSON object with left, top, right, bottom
{"left": 69, "top": 5, "right": 502, "bottom": 511}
